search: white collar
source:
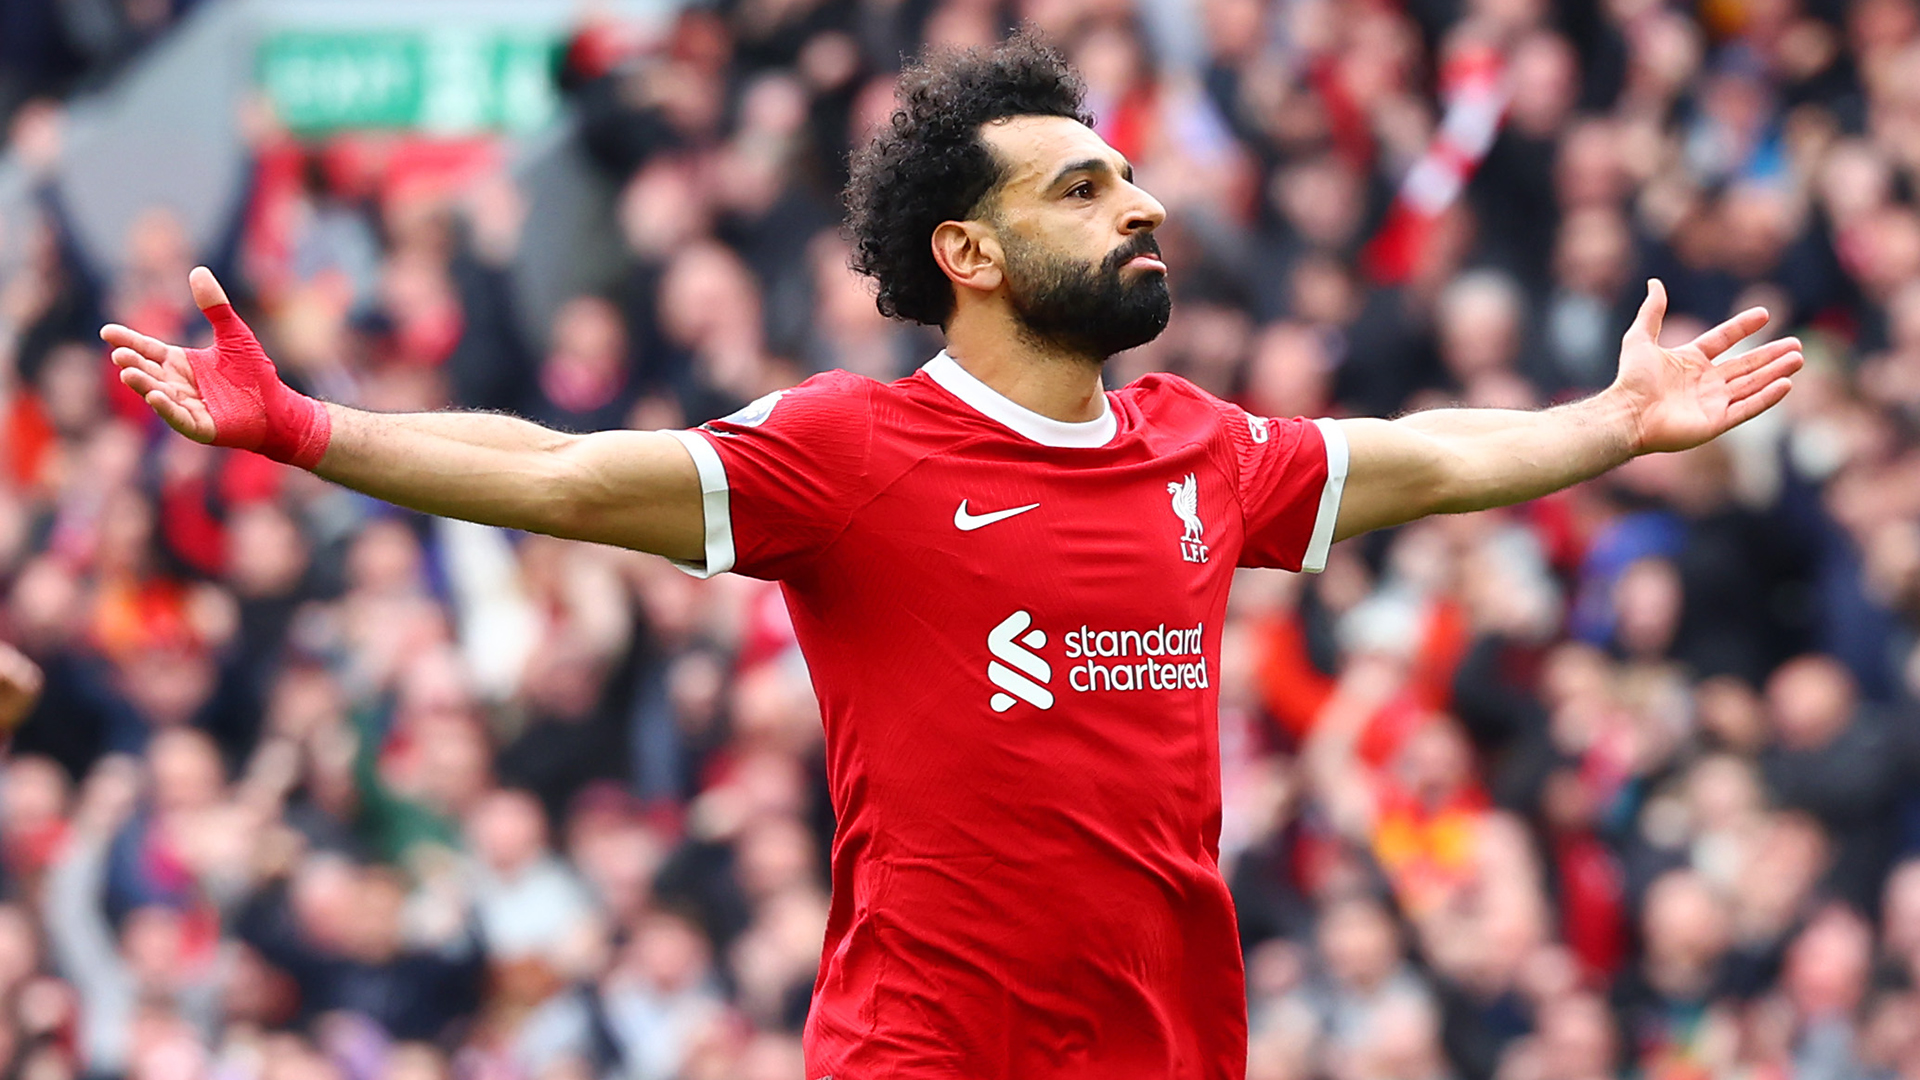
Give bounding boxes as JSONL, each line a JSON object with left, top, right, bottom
{"left": 921, "top": 351, "right": 1117, "bottom": 448}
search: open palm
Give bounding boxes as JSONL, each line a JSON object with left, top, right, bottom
{"left": 99, "top": 266, "right": 228, "bottom": 443}
{"left": 1615, "top": 279, "right": 1804, "bottom": 455}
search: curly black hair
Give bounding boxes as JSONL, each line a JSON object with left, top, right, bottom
{"left": 844, "top": 30, "right": 1092, "bottom": 327}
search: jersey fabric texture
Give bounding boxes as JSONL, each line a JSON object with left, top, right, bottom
{"left": 665, "top": 352, "right": 1348, "bottom": 1080}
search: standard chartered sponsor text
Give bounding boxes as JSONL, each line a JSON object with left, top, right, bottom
{"left": 1063, "top": 622, "right": 1209, "bottom": 693}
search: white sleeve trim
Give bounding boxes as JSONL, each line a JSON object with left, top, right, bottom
{"left": 664, "top": 429, "right": 735, "bottom": 579}
{"left": 1301, "top": 418, "right": 1349, "bottom": 574}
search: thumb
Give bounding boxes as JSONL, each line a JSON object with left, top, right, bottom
{"left": 189, "top": 266, "right": 255, "bottom": 341}
{"left": 1627, "top": 278, "right": 1667, "bottom": 345}
{"left": 189, "top": 266, "right": 233, "bottom": 314}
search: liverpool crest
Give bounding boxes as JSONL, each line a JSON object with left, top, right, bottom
{"left": 1167, "top": 474, "right": 1208, "bottom": 563}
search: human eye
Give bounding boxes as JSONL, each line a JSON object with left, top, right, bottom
{"left": 1067, "top": 180, "right": 1095, "bottom": 199}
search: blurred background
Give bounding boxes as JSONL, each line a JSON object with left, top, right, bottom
{"left": 1, "top": 0, "right": 1920, "bottom": 1076}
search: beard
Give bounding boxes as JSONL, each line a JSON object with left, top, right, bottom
{"left": 1001, "top": 230, "right": 1172, "bottom": 362}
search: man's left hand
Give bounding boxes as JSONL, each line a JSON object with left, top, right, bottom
{"left": 1614, "top": 278, "right": 1804, "bottom": 455}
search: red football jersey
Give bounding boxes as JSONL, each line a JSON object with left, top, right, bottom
{"left": 664, "top": 352, "right": 1347, "bottom": 1080}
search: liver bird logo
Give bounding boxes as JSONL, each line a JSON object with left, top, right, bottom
{"left": 1168, "top": 473, "right": 1204, "bottom": 544}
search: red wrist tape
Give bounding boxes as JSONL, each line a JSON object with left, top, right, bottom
{"left": 183, "top": 304, "right": 332, "bottom": 470}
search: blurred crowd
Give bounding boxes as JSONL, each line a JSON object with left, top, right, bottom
{"left": 2, "top": 0, "right": 1920, "bottom": 1076}
{"left": 0, "top": 0, "right": 208, "bottom": 127}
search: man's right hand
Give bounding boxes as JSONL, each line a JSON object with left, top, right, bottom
{"left": 102, "top": 267, "right": 332, "bottom": 469}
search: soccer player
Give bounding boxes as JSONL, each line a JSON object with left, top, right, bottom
{"left": 105, "top": 33, "right": 1800, "bottom": 1080}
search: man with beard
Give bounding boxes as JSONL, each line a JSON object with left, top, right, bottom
{"left": 105, "top": 33, "right": 1800, "bottom": 1080}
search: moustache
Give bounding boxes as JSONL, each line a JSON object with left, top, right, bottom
{"left": 1102, "top": 233, "right": 1164, "bottom": 275}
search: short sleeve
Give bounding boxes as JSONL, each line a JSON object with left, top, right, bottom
{"left": 1226, "top": 408, "right": 1349, "bottom": 573}
{"left": 665, "top": 373, "right": 874, "bottom": 581}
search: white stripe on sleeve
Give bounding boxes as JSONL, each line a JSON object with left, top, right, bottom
{"left": 663, "top": 429, "right": 735, "bottom": 579}
{"left": 1302, "top": 418, "right": 1349, "bottom": 574}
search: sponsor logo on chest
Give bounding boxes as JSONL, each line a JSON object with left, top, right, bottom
{"left": 985, "top": 610, "right": 1209, "bottom": 713}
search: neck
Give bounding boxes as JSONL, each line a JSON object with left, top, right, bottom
{"left": 943, "top": 306, "right": 1108, "bottom": 422}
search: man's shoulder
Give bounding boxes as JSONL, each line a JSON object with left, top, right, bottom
{"left": 722, "top": 367, "right": 945, "bottom": 414}
{"left": 805, "top": 368, "right": 886, "bottom": 395}
{"left": 765, "top": 368, "right": 884, "bottom": 407}
{"left": 1113, "top": 371, "right": 1242, "bottom": 441}
{"left": 1114, "top": 370, "right": 1235, "bottom": 417}
{"left": 702, "top": 370, "right": 878, "bottom": 434}
{"left": 1114, "top": 372, "right": 1334, "bottom": 483}
{"left": 696, "top": 367, "right": 965, "bottom": 471}
{"left": 774, "top": 366, "right": 956, "bottom": 429}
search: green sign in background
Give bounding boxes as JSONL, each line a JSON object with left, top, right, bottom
{"left": 257, "top": 30, "right": 562, "bottom": 135}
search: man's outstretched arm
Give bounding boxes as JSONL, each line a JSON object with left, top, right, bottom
{"left": 1331, "top": 279, "right": 1804, "bottom": 542}
{"left": 104, "top": 268, "right": 705, "bottom": 562}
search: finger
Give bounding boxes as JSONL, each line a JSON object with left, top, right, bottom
{"left": 130, "top": 366, "right": 204, "bottom": 411}
{"left": 1626, "top": 279, "right": 1667, "bottom": 344}
{"left": 1726, "top": 351, "right": 1804, "bottom": 402}
{"left": 1690, "top": 306, "right": 1770, "bottom": 360}
{"left": 189, "top": 266, "right": 231, "bottom": 312}
{"left": 1726, "top": 378, "right": 1794, "bottom": 427}
{"left": 1713, "top": 336, "right": 1800, "bottom": 377}
{"left": 118, "top": 364, "right": 194, "bottom": 399}
{"left": 100, "top": 323, "right": 173, "bottom": 364}
{"left": 144, "top": 388, "right": 215, "bottom": 443}
{"left": 110, "top": 345, "right": 167, "bottom": 382}
{"left": 119, "top": 365, "right": 164, "bottom": 397}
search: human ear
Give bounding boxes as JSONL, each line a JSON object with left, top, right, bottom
{"left": 931, "top": 220, "right": 1004, "bottom": 296}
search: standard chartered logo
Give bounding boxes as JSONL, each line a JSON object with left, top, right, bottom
{"left": 1064, "top": 622, "right": 1210, "bottom": 692}
{"left": 986, "top": 611, "right": 1210, "bottom": 712}
{"left": 988, "top": 610, "right": 1054, "bottom": 713}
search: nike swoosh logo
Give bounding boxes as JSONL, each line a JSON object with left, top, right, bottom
{"left": 954, "top": 500, "right": 1040, "bottom": 531}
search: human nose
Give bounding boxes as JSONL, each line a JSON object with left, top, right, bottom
{"left": 1122, "top": 182, "right": 1166, "bottom": 233}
